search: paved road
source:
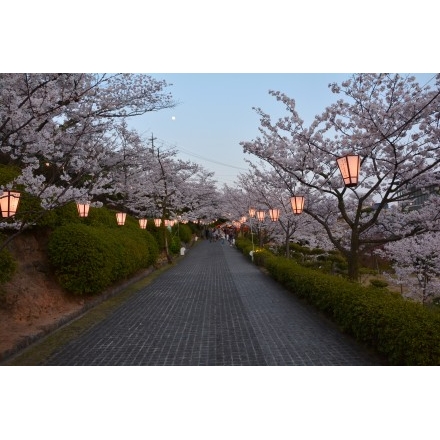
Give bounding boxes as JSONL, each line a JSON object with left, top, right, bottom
{"left": 44, "top": 240, "right": 382, "bottom": 366}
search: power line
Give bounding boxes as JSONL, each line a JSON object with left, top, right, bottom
{"left": 177, "top": 147, "right": 248, "bottom": 171}
{"left": 144, "top": 133, "right": 248, "bottom": 171}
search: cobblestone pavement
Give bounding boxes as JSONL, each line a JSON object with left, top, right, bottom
{"left": 44, "top": 240, "right": 383, "bottom": 366}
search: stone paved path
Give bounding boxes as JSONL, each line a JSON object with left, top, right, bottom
{"left": 44, "top": 240, "right": 382, "bottom": 365}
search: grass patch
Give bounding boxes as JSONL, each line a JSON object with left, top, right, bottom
{"left": 4, "top": 264, "right": 173, "bottom": 366}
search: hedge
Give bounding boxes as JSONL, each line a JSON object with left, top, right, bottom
{"left": 173, "top": 223, "right": 193, "bottom": 244}
{"left": 48, "top": 220, "right": 159, "bottom": 295}
{"left": 235, "top": 238, "right": 440, "bottom": 365}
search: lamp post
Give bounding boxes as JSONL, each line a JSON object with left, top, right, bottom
{"left": 248, "top": 207, "right": 256, "bottom": 260}
{"left": 290, "top": 196, "right": 305, "bottom": 214}
{"left": 76, "top": 201, "right": 90, "bottom": 218}
{"left": 336, "top": 154, "right": 360, "bottom": 187}
{"left": 239, "top": 215, "right": 247, "bottom": 238}
{"left": 0, "top": 191, "right": 21, "bottom": 217}
{"left": 256, "top": 210, "right": 266, "bottom": 247}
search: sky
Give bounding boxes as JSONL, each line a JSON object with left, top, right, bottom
{"left": 128, "top": 73, "right": 351, "bottom": 186}
{"left": 129, "top": 73, "right": 437, "bottom": 188}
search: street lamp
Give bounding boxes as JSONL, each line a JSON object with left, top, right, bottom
{"left": 290, "top": 196, "right": 305, "bottom": 214}
{"left": 139, "top": 218, "right": 147, "bottom": 229}
{"left": 238, "top": 216, "right": 247, "bottom": 238}
{"left": 0, "top": 191, "right": 21, "bottom": 217}
{"left": 116, "top": 212, "right": 126, "bottom": 225}
{"left": 248, "top": 207, "right": 256, "bottom": 259}
{"left": 76, "top": 201, "right": 90, "bottom": 218}
{"left": 268, "top": 208, "right": 280, "bottom": 222}
{"left": 336, "top": 154, "right": 360, "bottom": 187}
{"left": 154, "top": 218, "right": 162, "bottom": 227}
{"left": 255, "top": 210, "right": 266, "bottom": 248}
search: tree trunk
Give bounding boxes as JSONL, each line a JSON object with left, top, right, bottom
{"left": 347, "top": 254, "right": 360, "bottom": 281}
{"left": 347, "top": 232, "right": 360, "bottom": 281}
{"left": 258, "top": 226, "right": 263, "bottom": 247}
{"left": 164, "top": 230, "right": 172, "bottom": 264}
{"left": 161, "top": 216, "right": 172, "bottom": 264}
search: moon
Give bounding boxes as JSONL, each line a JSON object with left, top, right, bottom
{"left": 171, "top": 116, "right": 176, "bottom": 120}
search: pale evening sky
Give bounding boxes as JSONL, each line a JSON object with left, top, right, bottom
{"left": 129, "top": 73, "right": 437, "bottom": 187}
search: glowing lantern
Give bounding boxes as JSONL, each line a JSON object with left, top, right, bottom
{"left": 116, "top": 212, "right": 126, "bottom": 225}
{"left": 268, "top": 208, "right": 280, "bottom": 222}
{"left": 256, "top": 210, "right": 266, "bottom": 222}
{"left": 290, "top": 196, "right": 305, "bottom": 214}
{"left": 0, "top": 191, "right": 21, "bottom": 217}
{"left": 76, "top": 201, "right": 90, "bottom": 218}
{"left": 154, "top": 218, "right": 161, "bottom": 227}
{"left": 139, "top": 218, "right": 147, "bottom": 229}
{"left": 336, "top": 154, "right": 360, "bottom": 187}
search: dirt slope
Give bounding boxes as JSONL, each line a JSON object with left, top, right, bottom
{"left": 0, "top": 232, "right": 88, "bottom": 360}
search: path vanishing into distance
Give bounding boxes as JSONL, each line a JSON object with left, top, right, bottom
{"left": 41, "top": 239, "right": 382, "bottom": 366}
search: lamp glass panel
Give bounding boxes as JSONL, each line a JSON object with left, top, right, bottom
{"left": 76, "top": 202, "right": 90, "bottom": 218}
{"left": 116, "top": 212, "right": 126, "bottom": 225}
{"left": 0, "top": 191, "right": 20, "bottom": 217}
{"left": 290, "top": 196, "right": 305, "bottom": 214}
{"left": 139, "top": 218, "right": 147, "bottom": 229}
{"left": 337, "top": 155, "right": 360, "bottom": 187}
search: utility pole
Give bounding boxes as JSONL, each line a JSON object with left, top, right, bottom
{"left": 150, "top": 133, "right": 157, "bottom": 153}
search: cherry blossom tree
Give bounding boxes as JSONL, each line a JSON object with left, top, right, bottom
{"left": 241, "top": 73, "right": 440, "bottom": 280}
{"left": 379, "top": 232, "right": 440, "bottom": 304}
{"left": 237, "top": 162, "right": 331, "bottom": 255}
{"left": 183, "top": 169, "right": 221, "bottom": 223}
{"left": 218, "top": 184, "right": 248, "bottom": 221}
{"left": 129, "top": 142, "right": 217, "bottom": 262}
{"left": 103, "top": 120, "right": 156, "bottom": 215}
{"left": 0, "top": 73, "right": 176, "bottom": 250}
{"left": 69, "top": 118, "right": 220, "bottom": 259}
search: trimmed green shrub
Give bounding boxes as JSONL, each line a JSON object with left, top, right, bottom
{"left": 236, "top": 237, "right": 440, "bottom": 365}
{"left": 253, "top": 248, "right": 273, "bottom": 266}
{"left": 174, "top": 223, "right": 192, "bottom": 243}
{"left": 142, "top": 230, "right": 160, "bottom": 267}
{"left": 169, "top": 235, "right": 181, "bottom": 254}
{"left": 37, "top": 202, "right": 82, "bottom": 228}
{"left": 235, "top": 237, "right": 256, "bottom": 261}
{"left": 47, "top": 218, "right": 159, "bottom": 295}
{"left": 85, "top": 206, "right": 122, "bottom": 228}
{"left": 146, "top": 221, "right": 173, "bottom": 251}
{"left": 264, "top": 255, "right": 440, "bottom": 365}
{"left": 370, "top": 279, "right": 389, "bottom": 289}
{"left": 47, "top": 224, "right": 114, "bottom": 294}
